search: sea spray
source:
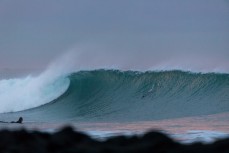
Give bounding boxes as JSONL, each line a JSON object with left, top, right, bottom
{"left": 53, "top": 45, "right": 229, "bottom": 73}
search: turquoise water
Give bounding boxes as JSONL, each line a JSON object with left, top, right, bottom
{"left": 1, "top": 70, "right": 228, "bottom": 123}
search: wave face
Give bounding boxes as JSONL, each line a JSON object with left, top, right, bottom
{"left": 2, "top": 70, "right": 229, "bottom": 122}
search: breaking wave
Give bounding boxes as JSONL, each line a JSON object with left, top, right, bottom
{"left": 3, "top": 70, "right": 228, "bottom": 122}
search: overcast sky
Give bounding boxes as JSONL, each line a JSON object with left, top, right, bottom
{"left": 0, "top": 0, "right": 229, "bottom": 73}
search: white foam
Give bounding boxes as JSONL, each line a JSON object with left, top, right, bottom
{"left": 171, "top": 130, "right": 229, "bottom": 143}
{"left": 84, "top": 130, "right": 141, "bottom": 140}
{"left": 0, "top": 68, "right": 70, "bottom": 113}
{"left": 84, "top": 129, "right": 229, "bottom": 143}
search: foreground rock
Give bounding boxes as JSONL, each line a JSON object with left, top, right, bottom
{"left": 0, "top": 127, "right": 229, "bottom": 153}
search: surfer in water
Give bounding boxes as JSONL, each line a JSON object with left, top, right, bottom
{"left": 0, "top": 117, "right": 23, "bottom": 124}
{"left": 142, "top": 84, "right": 155, "bottom": 98}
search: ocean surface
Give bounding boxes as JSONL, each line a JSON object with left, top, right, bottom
{"left": 0, "top": 69, "right": 229, "bottom": 143}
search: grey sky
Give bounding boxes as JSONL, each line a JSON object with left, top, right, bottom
{"left": 0, "top": 0, "right": 228, "bottom": 73}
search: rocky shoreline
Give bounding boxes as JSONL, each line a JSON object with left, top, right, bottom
{"left": 0, "top": 126, "right": 229, "bottom": 153}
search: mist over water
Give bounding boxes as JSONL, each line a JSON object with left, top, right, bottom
{"left": 46, "top": 46, "right": 229, "bottom": 74}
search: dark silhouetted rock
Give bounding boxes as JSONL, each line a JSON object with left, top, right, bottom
{"left": 0, "top": 126, "right": 229, "bottom": 153}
